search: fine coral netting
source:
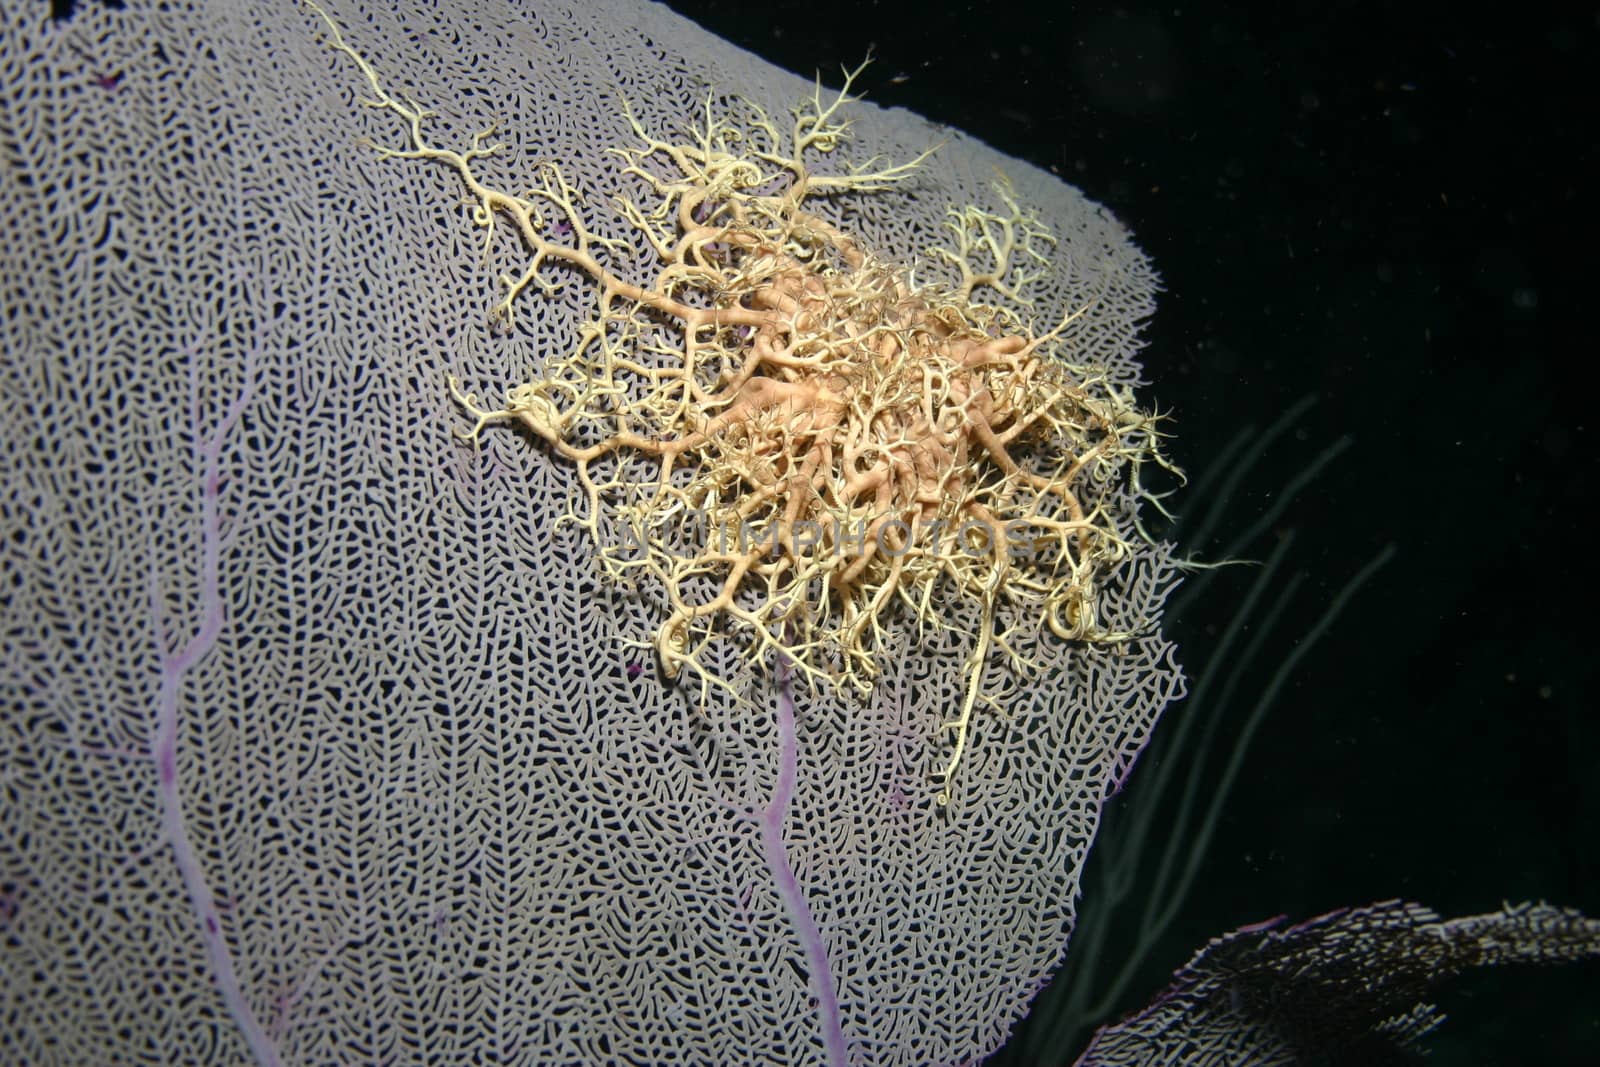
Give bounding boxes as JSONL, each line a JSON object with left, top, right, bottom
{"left": 0, "top": 2, "right": 1183, "bottom": 1065}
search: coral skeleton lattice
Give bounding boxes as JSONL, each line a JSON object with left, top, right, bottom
{"left": 0, "top": 2, "right": 1184, "bottom": 1063}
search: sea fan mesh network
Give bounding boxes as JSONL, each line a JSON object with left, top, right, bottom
{"left": 0, "top": 2, "right": 1184, "bottom": 1064}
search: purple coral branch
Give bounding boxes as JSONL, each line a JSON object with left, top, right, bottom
{"left": 760, "top": 656, "right": 848, "bottom": 1066}
{"left": 147, "top": 345, "right": 281, "bottom": 1067}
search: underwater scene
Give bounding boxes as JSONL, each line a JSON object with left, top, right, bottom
{"left": 3, "top": 0, "right": 1595, "bottom": 1063}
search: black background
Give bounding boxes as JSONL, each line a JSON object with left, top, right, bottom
{"left": 662, "top": 1, "right": 1598, "bottom": 1063}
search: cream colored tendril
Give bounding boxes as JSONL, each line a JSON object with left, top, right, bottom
{"left": 305, "top": 0, "right": 1178, "bottom": 805}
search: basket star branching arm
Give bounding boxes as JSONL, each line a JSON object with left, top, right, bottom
{"left": 304, "top": 0, "right": 1178, "bottom": 805}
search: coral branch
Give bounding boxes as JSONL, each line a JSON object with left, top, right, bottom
{"left": 761, "top": 654, "right": 848, "bottom": 1064}
{"left": 147, "top": 341, "right": 279, "bottom": 1066}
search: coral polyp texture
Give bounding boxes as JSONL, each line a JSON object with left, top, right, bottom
{"left": 310, "top": 2, "right": 1173, "bottom": 802}
{"left": 1, "top": 1, "right": 1183, "bottom": 1065}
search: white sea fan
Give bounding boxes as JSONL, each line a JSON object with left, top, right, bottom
{"left": 0, "top": 2, "right": 1182, "bottom": 1063}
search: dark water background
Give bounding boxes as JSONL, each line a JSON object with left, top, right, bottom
{"left": 665, "top": 1, "right": 1599, "bottom": 1062}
